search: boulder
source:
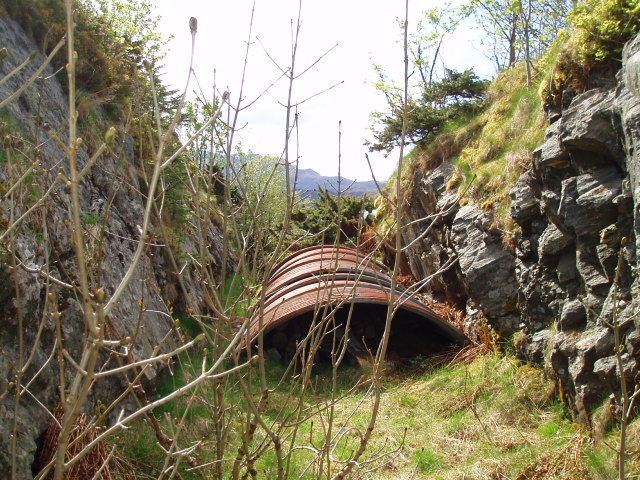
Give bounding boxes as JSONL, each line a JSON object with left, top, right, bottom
{"left": 510, "top": 171, "right": 540, "bottom": 225}
{"left": 532, "top": 119, "right": 568, "bottom": 169}
{"left": 451, "top": 205, "right": 519, "bottom": 333}
{"left": 594, "top": 354, "right": 639, "bottom": 391}
{"left": 557, "top": 252, "right": 580, "bottom": 284}
{"left": 558, "top": 169, "right": 622, "bottom": 239}
{"left": 517, "top": 329, "right": 553, "bottom": 365}
{"left": 538, "top": 223, "right": 573, "bottom": 258}
{"left": 559, "top": 298, "right": 587, "bottom": 331}
{"left": 560, "top": 89, "right": 625, "bottom": 168}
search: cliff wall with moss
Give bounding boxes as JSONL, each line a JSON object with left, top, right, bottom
{"left": 390, "top": 23, "right": 640, "bottom": 424}
{"left": 0, "top": 11, "right": 227, "bottom": 479}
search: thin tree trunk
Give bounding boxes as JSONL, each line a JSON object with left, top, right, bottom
{"left": 524, "top": 0, "right": 532, "bottom": 86}
{"left": 508, "top": 11, "right": 517, "bottom": 67}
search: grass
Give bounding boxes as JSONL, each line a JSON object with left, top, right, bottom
{"left": 82, "top": 212, "right": 102, "bottom": 225}
{"left": 414, "top": 448, "right": 445, "bottom": 474}
{"left": 450, "top": 62, "right": 547, "bottom": 216}
{"left": 374, "top": 57, "right": 549, "bottom": 240}
{"left": 115, "top": 352, "right": 626, "bottom": 479}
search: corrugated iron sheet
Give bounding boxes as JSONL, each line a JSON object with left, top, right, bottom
{"left": 239, "top": 245, "right": 468, "bottom": 362}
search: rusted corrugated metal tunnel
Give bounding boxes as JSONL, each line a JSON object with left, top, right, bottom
{"left": 240, "top": 245, "right": 468, "bottom": 365}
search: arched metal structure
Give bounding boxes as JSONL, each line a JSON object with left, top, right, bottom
{"left": 239, "top": 245, "right": 468, "bottom": 363}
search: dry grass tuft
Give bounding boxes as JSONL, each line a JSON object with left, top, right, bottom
{"left": 514, "top": 434, "right": 593, "bottom": 480}
{"left": 418, "top": 301, "right": 493, "bottom": 367}
{"left": 427, "top": 301, "right": 465, "bottom": 332}
{"left": 37, "top": 404, "right": 112, "bottom": 480}
{"left": 418, "top": 116, "right": 485, "bottom": 172}
{"left": 450, "top": 343, "right": 493, "bottom": 365}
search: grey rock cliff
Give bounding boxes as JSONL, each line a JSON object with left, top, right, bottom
{"left": 402, "top": 164, "right": 519, "bottom": 336}
{"left": 402, "top": 32, "right": 640, "bottom": 424}
{"left": 0, "top": 17, "right": 228, "bottom": 479}
{"left": 509, "top": 33, "right": 639, "bottom": 422}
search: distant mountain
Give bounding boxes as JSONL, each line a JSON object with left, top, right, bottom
{"left": 294, "top": 168, "right": 383, "bottom": 199}
{"left": 227, "top": 154, "right": 384, "bottom": 198}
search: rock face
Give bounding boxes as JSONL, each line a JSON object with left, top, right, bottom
{"left": 402, "top": 32, "right": 640, "bottom": 424}
{"left": 402, "top": 164, "right": 519, "bottom": 336}
{"left": 0, "top": 17, "right": 228, "bottom": 478}
{"left": 401, "top": 161, "right": 469, "bottom": 308}
{"left": 509, "top": 36, "right": 640, "bottom": 422}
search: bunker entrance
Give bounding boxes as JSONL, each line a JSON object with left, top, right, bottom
{"left": 262, "top": 302, "right": 465, "bottom": 366}
{"left": 238, "top": 245, "right": 468, "bottom": 367}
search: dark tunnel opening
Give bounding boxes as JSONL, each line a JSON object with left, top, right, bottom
{"left": 239, "top": 245, "right": 469, "bottom": 367}
{"left": 259, "top": 302, "right": 465, "bottom": 366}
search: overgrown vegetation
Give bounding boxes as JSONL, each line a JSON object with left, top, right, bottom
{"left": 447, "top": 59, "right": 547, "bottom": 218}
{"left": 369, "top": 68, "right": 489, "bottom": 154}
{"left": 377, "top": 0, "right": 639, "bottom": 236}
{"left": 0, "top": 0, "right": 635, "bottom": 478}
{"left": 542, "top": 0, "right": 640, "bottom": 107}
{"left": 116, "top": 352, "right": 634, "bottom": 479}
{"left": 0, "top": 0, "right": 415, "bottom": 478}
{"left": 470, "top": 0, "right": 571, "bottom": 73}
{"left": 0, "top": 0, "right": 171, "bottom": 115}
{"left": 294, "top": 187, "right": 375, "bottom": 246}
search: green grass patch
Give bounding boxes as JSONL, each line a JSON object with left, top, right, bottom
{"left": 399, "top": 393, "right": 418, "bottom": 408}
{"left": 414, "top": 448, "right": 446, "bottom": 474}
{"left": 119, "top": 352, "right": 618, "bottom": 479}
{"left": 537, "top": 420, "right": 562, "bottom": 437}
{"left": 224, "top": 272, "right": 250, "bottom": 316}
{"left": 82, "top": 212, "right": 102, "bottom": 225}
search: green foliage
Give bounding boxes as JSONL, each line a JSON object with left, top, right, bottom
{"left": 295, "top": 187, "right": 375, "bottom": 246}
{"left": 369, "top": 68, "right": 489, "bottom": 154}
{"left": 0, "top": 109, "right": 22, "bottom": 165}
{"left": 183, "top": 97, "right": 229, "bottom": 167}
{"left": 156, "top": 150, "right": 194, "bottom": 240}
{"left": 470, "top": 0, "right": 571, "bottom": 70}
{"left": 181, "top": 97, "right": 231, "bottom": 203}
{"left": 81, "top": 212, "right": 101, "bottom": 225}
{"left": 540, "top": 0, "right": 640, "bottom": 109}
{"left": 568, "top": 0, "right": 640, "bottom": 65}
{"left": 368, "top": 4, "right": 489, "bottom": 155}
{"left": 409, "top": 3, "right": 473, "bottom": 84}
{"left": 234, "top": 153, "right": 290, "bottom": 256}
{"left": 414, "top": 448, "right": 446, "bottom": 474}
{"left": 0, "top": 0, "right": 172, "bottom": 116}
{"left": 393, "top": 61, "right": 544, "bottom": 236}
{"left": 90, "top": 0, "right": 166, "bottom": 64}
{"left": 124, "top": 355, "right": 366, "bottom": 479}
{"left": 223, "top": 272, "right": 249, "bottom": 316}
{"left": 376, "top": 60, "right": 546, "bottom": 237}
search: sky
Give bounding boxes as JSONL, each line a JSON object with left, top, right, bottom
{"left": 154, "top": 0, "right": 494, "bottom": 182}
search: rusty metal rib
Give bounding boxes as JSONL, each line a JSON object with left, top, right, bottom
{"left": 239, "top": 245, "right": 468, "bottom": 356}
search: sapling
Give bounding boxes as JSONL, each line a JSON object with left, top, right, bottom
{"left": 608, "top": 236, "right": 640, "bottom": 480}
